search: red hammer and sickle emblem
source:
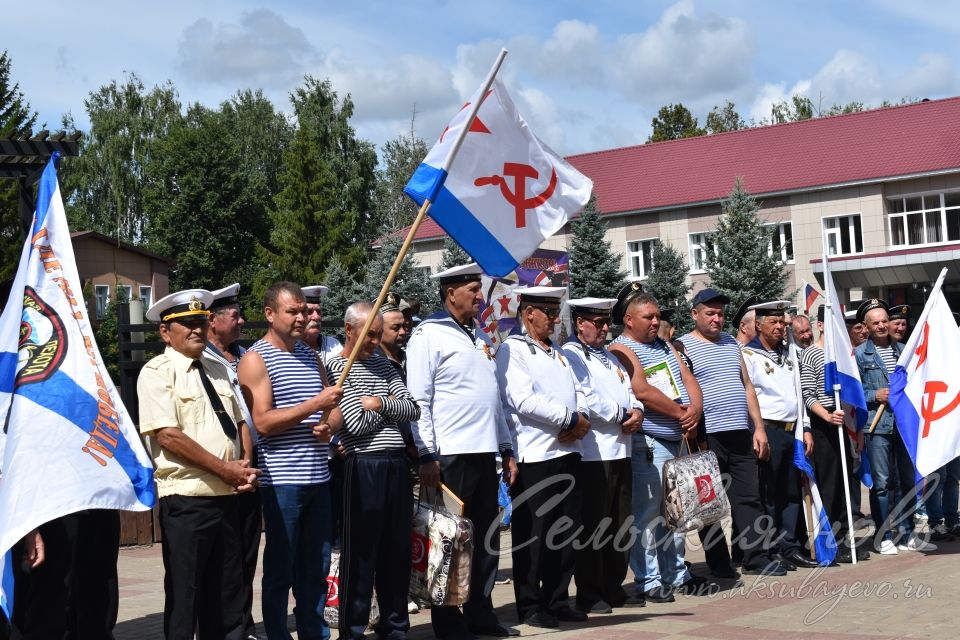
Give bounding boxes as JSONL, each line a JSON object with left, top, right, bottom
{"left": 474, "top": 162, "right": 558, "bottom": 228}
{"left": 920, "top": 380, "right": 960, "bottom": 438}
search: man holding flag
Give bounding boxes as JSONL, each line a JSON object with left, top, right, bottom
{"left": 0, "top": 154, "right": 156, "bottom": 637}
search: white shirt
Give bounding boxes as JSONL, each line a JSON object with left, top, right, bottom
{"left": 203, "top": 343, "right": 256, "bottom": 443}
{"left": 561, "top": 341, "right": 638, "bottom": 461}
{"left": 316, "top": 335, "right": 343, "bottom": 369}
{"left": 742, "top": 340, "right": 801, "bottom": 423}
{"left": 496, "top": 334, "right": 589, "bottom": 463}
{"left": 407, "top": 312, "right": 512, "bottom": 460}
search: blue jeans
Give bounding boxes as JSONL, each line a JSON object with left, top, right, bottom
{"left": 865, "top": 433, "right": 917, "bottom": 542}
{"left": 629, "top": 434, "right": 691, "bottom": 592}
{"left": 925, "top": 457, "right": 960, "bottom": 526}
{"left": 261, "top": 483, "right": 332, "bottom": 640}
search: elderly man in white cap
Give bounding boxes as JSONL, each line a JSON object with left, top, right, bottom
{"left": 495, "top": 286, "right": 590, "bottom": 629}
{"left": 138, "top": 289, "right": 261, "bottom": 640}
{"left": 559, "top": 297, "right": 642, "bottom": 615}
{"left": 407, "top": 263, "right": 518, "bottom": 639}
{"left": 204, "top": 283, "right": 262, "bottom": 639}
{"left": 302, "top": 285, "right": 343, "bottom": 368}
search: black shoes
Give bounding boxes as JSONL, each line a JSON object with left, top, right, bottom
{"left": 773, "top": 553, "right": 797, "bottom": 571}
{"left": 742, "top": 560, "right": 788, "bottom": 576}
{"left": 552, "top": 606, "right": 588, "bottom": 622}
{"left": 674, "top": 575, "right": 716, "bottom": 596}
{"left": 623, "top": 593, "right": 647, "bottom": 606}
{"left": 784, "top": 550, "right": 821, "bottom": 568}
{"left": 521, "top": 611, "right": 558, "bottom": 628}
{"left": 643, "top": 586, "right": 675, "bottom": 603}
{"left": 709, "top": 564, "right": 739, "bottom": 579}
{"left": 575, "top": 600, "right": 613, "bottom": 614}
{"left": 467, "top": 623, "right": 520, "bottom": 637}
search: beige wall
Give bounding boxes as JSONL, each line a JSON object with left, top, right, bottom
{"left": 72, "top": 236, "right": 170, "bottom": 319}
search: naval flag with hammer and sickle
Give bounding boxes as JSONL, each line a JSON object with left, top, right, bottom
{"left": 404, "top": 77, "right": 592, "bottom": 277}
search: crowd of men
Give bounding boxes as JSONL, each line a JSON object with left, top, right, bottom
{"left": 7, "top": 265, "right": 954, "bottom": 640}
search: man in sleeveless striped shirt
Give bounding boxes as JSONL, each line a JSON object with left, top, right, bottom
{"left": 324, "top": 302, "right": 421, "bottom": 640}
{"left": 855, "top": 299, "right": 936, "bottom": 554}
{"left": 560, "top": 297, "right": 643, "bottom": 614}
{"left": 678, "top": 288, "right": 787, "bottom": 576}
{"left": 608, "top": 287, "right": 709, "bottom": 603}
{"left": 238, "top": 282, "right": 344, "bottom": 640}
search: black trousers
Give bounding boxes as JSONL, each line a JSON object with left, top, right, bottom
{"left": 236, "top": 490, "right": 262, "bottom": 636}
{"left": 574, "top": 458, "right": 631, "bottom": 609}
{"left": 11, "top": 509, "right": 120, "bottom": 640}
{"left": 329, "top": 454, "right": 345, "bottom": 548}
{"left": 759, "top": 423, "right": 802, "bottom": 556}
{"left": 706, "top": 430, "right": 775, "bottom": 570}
{"left": 810, "top": 415, "right": 855, "bottom": 542}
{"left": 431, "top": 453, "right": 501, "bottom": 636}
{"left": 159, "top": 495, "right": 244, "bottom": 640}
{"left": 510, "top": 452, "right": 582, "bottom": 621}
{"left": 340, "top": 450, "right": 412, "bottom": 640}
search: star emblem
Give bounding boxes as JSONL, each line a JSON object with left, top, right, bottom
{"left": 498, "top": 295, "right": 512, "bottom": 314}
{"left": 439, "top": 90, "right": 493, "bottom": 143}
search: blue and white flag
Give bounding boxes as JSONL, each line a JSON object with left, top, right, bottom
{"left": 890, "top": 268, "right": 960, "bottom": 478}
{"left": 793, "top": 420, "right": 837, "bottom": 566}
{"left": 821, "top": 255, "right": 868, "bottom": 428}
{"left": 404, "top": 77, "right": 593, "bottom": 277}
{"left": 0, "top": 155, "right": 155, "bottom": 622}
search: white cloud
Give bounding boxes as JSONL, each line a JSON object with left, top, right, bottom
{"left": 176, "top": 10, "right": 315, "bottom": 89}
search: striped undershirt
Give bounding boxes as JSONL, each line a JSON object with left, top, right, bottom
{"left": 248, "top": 339, "right": 329, "bottom": 486}
{"left": 325, "top": 353, "right": 420, "bottom": 455}
{"left": 613, "top": 335, "right": 687, "bottom": 441}
{"left": 679, "top": 333, "right": 750, "bottom": 433}
{"left": 876, "top": 345, "right": 897, "bottom": 375}
{"left": 799, "top": 344, "right": 836, "bottom": 412}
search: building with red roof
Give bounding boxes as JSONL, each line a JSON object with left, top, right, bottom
{"left": 409, "top": 96, "right": 960, "bottom": 317}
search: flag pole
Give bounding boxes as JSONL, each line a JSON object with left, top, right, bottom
{"left": 333, "top": 48, "right": 509, "bottom": 387}
{"left": 788, "top": 324, "right": 817, "bottom": 559}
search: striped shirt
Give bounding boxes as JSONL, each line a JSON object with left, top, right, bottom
{"left": 679, "top": 333, "right": 750, "bottom": 433}
{"left": 326, "top": 353, "right": 420, "bottom": 454}
{"left": 876, "top": 345, "right": 897, "bottom": 375}
{"left": 248, "top": 339, "right": 329, "bottom": 486}
{"left": 613, "top": 334, "right": 687, "bottom": 440}
{"left": 800, "top": 344, "right": 836, "bottom": 412}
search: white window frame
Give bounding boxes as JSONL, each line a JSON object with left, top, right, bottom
{"left": 688, "top": 232, "right": 715, "bottom": 273}
{"left": 887, "top": 190, "right": 960, "bottom": 249}
{"left": 626, "top": 238, "right": 656, "bottom": 280}
{"left": 116, "top": 284, "right": 132, "bottom": 303}
{"left": 139, "top": 285, "right": 153, "bottom": 310}
{"left": 766, "top": 221, "right": 794, "bottom": 263}
{"left": 822, "top": 214, "right": 864, "bottom": 257}
{"left": 95, "top": 285, "right": 110, "bottom": 319}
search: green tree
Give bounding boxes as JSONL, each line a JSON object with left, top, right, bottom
{"left": 770, "top": 94, "right": 815, "bottom": 124}
{"left": 704, "top": 179, "right": 791, "bottom": 331}
{"left": 256, "top": 77, "right": 377, "bottom": 292}
{"left": 360, "top": 233, "right": 438, "bottom": 315}
{"left": 644, "top": 240, "right": 693, "bottom": 334}
{"left": 0, "top": 50, "right": 38, "bottom": 281}
{"left": 93, "top": 291, "right": 123, "bottom": 385}
{"left": 439, "top": 236, "right": 471, "bottom": 271}
{"left": 374, "top": 127, "right": 428, "bottom": 230}
{"left": 823, "top": 101, "right": 866, "bottom": 116}
{"left": 321, "top": 254, "right": 363, "bottom": 337}
{"left": 62, "top": 74, "right": 182, "bottom": 242}
{"left": 568, "top": 195, "right": 626, "bottom": 298}
{"left": 647, "top": 103, "right": 705, "bottom": 143}
{"left": 705, "top": 100, "right": 746, "bottom": 134}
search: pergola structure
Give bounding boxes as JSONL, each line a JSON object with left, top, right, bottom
{"left": 1, "top": 129, "right": 82, "bottom": 232}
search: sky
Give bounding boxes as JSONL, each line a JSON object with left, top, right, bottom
{"left": 6, "top": 0, "right": 960, "bottom": 158}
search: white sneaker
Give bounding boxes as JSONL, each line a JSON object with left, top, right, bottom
{"left": 875, "top": 539, "right": 899, "bottom": 555}
{"left": 408, "top": 600, "right": 420, "bottom": 614}
{"left": 898, "top": 533, "right": 938, "bottom": 552}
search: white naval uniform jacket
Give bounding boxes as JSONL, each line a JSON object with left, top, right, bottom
{"left": 741, "top": 338, "right": 801, "bottom": 423}
{"left": 406, "top": 311, "right": 513, "bottom": 462}
{"left": 203, "top": 343, "right": 256, "bottom": 443}
{"left": 561, "top": 340, "right": 639, "bottom": 462}
{"left": 495, "top": 334, "right": 589, "bottom": 463}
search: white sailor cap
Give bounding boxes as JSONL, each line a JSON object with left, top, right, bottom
{"left": 747, "top": 299, "right": 792, "bottom": 317}
{"left": 302, "top": 285, "right": 329, "bottom": 303}
{"left": 515, "top": 286, "right": 566, "bottom": 304}
{"left": 146, "top": 288, "right": 213, "bottom": 323}
{"left": 430, "top": 263, "right": 483, "bottom": 285}
{"left": 844, "top": 309, "right": 860, "bottom": 324}
{"left": 566, "top": 297, "right": 618, "bottom": 315}
{"left": 209, "top": 283, "right": 240, "bottom": 311}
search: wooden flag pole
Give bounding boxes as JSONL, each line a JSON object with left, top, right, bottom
{"left": 867, "top": 404, "right": 885, "bottom": 434}
{"left": 333, "top": 48, "right": 509, "bottom": 387}
{"left": 802, "top": 479, "right": 816, "bottom": 561}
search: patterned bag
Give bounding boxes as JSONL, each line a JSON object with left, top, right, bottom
{"left": 661, "top": 439, "right": 730, "bottom": 532}
{"left": 409, "top": 489, "right": 473, "bottom": 606}
{"left": 323, "top": 548, "right": 379, "bottom": 628}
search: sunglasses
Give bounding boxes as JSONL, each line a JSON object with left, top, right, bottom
{"left": 579, "top": 316, "right": 611, "bottom": 330}
{"left": 530, "top": 305, "right": 561, "bottom": 320}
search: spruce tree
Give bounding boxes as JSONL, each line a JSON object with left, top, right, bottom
{"left": 439, "top": 237, "right": 471, "bottom": 270}
{"left": 322, "top": 254, "right": 363, "bottom": 336}
{"left": 360, "top": 234, "right": 439, "bottom": 315}
{"left": 644, "top": 240, "right": 693, "bottom": 334}
{"left": 568, "top": 195, "right": 626, "bottom": 298}
{"left": 705, "top": 178, "right": 791, "bottom": 331}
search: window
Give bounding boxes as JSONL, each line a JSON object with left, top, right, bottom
{"left": 888, "top": 192, "right": 960, "bottom": 248}
{"left": 95, "top": 285, "right": 110, "bottom": 319}
{"left": 139, "top": 285, "right": 152, "bottom": 310}
{"left": 627, "top": 239, "right": 656, "bottom": 279}
{"left": 116, "top": 284, "right": 132, "bottom": 303}
{"left": 688, "top": 232, "right": 715, "bottom": 272}
{"left": 823, "top": 215, "right": 863, "bottom": 257}
{"left": 768, "top": 222, "right": 794, "bottom": 262}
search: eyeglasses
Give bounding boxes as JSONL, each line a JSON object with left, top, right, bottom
{"left": 530, "top": 305, "right": 561, "bottom": 320}
{"left": 579, "top": 316, "right": 611, "bottom": 330}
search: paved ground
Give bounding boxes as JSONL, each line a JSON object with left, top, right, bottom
{"left": 114, "top": 514, "right": 956, "bottom": 640}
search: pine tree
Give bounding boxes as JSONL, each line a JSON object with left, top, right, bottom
{"left": 644, "top": 240, "right": 693, "bottom": 334}
{"left": 705, "top": 179, "right": 791, "bottom": 330}
{"left": 360, "top": 233, "right": 438, "bottom": 315}
{"left": 439, "top": 237, "right": 471, "bottom": 270}
{"left": 568, "top": 195, "right": 626, "bottom": 298}
{"left": 322, "top": 254, "right": 363, "bottom": 336}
